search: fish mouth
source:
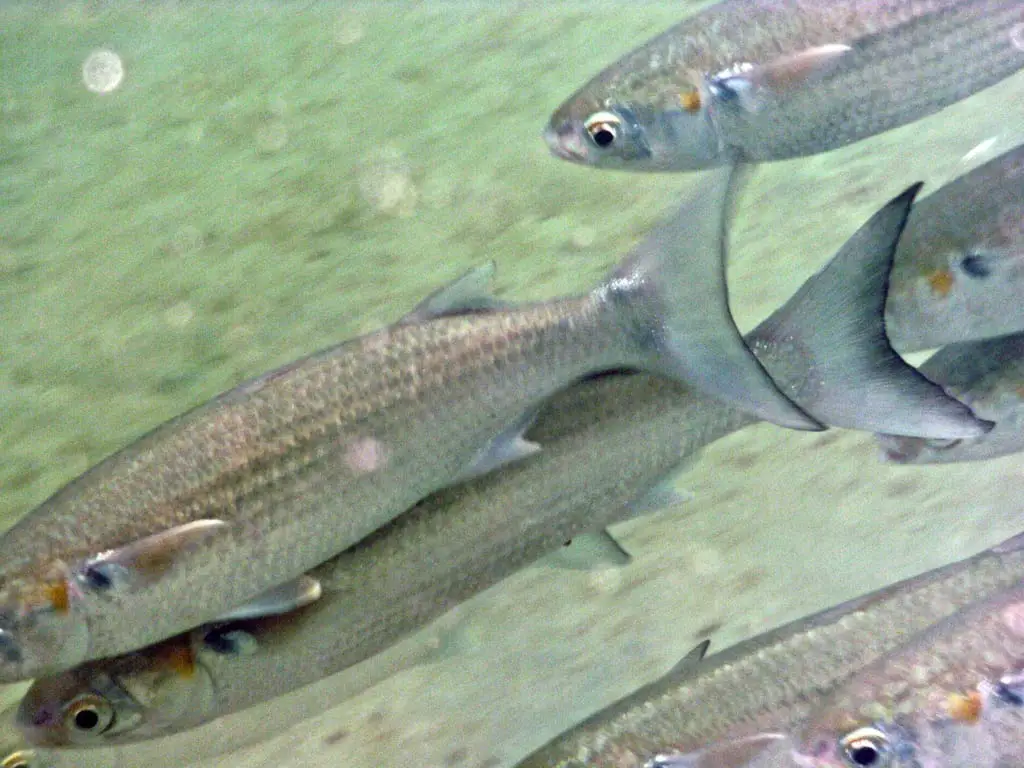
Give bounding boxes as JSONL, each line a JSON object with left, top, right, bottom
{"left": 543, "top": 122, "right": 588, "bottom": 163}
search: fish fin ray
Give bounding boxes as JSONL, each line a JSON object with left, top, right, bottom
{"left": 75, "top": 519, "right": 228, "bottom": 592}
{"left": 747, "top": 183, "right": 993, "bottom": 439}
{"left": 667, "top": 639, "right": 711, "bottom": 675}
{"left": 708, "top": 45, "right": 852, "bottom": 114}
{"left": 452, "top": 408, "right": 541, "bottom": 483}
{"left": 604, "top": 164, "right": 820, "bottom": 431}
{"left": 646, "top": 733, "right": 789, "bottom": 768}
{"left": 399, "top": 262, "right": 511, "bottom": 323}
{"left": 212, "top": 574, "right": 322, "bottom": 623}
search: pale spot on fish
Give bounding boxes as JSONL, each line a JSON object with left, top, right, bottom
{"left": 345, "top": 437, "right": 387, "bottom": 474}
{"left": 1001, "top": 602, "right": 1024, "bottom": 636}
{"left": 1011, "top": 22, "right": 1024, "bottom": 52}
{"left": 82, "top": 50, "right": 124, "bottom": 94}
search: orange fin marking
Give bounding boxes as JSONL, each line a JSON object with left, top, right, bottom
{"left": 680, "top": 90, "right": 702, "bottom": 112}
{"left": 946, "top": 691, "right": 983, "bottom": 724}
{"left": 926, "top": 269, "right": 955, "bottom": 297}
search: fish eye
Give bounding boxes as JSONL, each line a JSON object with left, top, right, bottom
{"left": 583, "top": 111, "right": 621, "bottom": 148}
{"left": 64, "top": 693, "right": 114, "bottom": 737}
{"left": 959, "top": 251, "right": 992, "bottom": 278}
{"left": 2, "top": 751, "right": 37, "bottom": 768}
{"left": 840, "top": 727, "right": 892, "bottom": 767}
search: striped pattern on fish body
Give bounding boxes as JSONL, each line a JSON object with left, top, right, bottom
{"left": 11, "top": 183, "right": 996, "bottom": 748}
{"left": 546, "top": 0, "right": 1024, "bottom": 170}
{"left": 0, "top": 288, "right": 685, "bottom": 680}
{"left": 515, "top": 541, "right": 1024, "bottom": 768}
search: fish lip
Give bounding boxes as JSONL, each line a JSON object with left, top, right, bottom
{"left": 542, "top": 122, "right": 588, "bottom": 163}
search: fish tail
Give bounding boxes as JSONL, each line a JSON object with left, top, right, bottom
{"left": 598, "top": 164, "right": 822, "bottom": 430}
{"left": 747, "top": 184, "right": 993, "bottom": 439}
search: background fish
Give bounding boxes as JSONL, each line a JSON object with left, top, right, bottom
{"left": 12, "top": 186, "right": 981, "bottom": 749}
{"left": 878, "top": 332, "right": 1024, "bottom": 465}
{"left": 544, "top": 0, "right": 1024, "bottom": 171}
{"left": 886, "top": 143, "right": 1024, "bottom": 352}
{"left": 0, "top": 167, "right": 834, "bottom": 685}
{"left": 515, "top": 534, "right": 1024, "bottom": 768}
{"left": 792, "top": 556, "right": 1024, "bottom": 768}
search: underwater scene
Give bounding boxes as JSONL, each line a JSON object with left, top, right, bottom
{"left": 3, "top": 2, "right": 1024, "bottom": 767}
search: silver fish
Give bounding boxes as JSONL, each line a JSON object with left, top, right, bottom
{"left": 544, "top": 0, "right": 1024, "bottom": 171}
{"left": 792, "top": 544, "right": 1024, "bottom": 768}
{"left": 878, "top": 332, "right": 1024, "bottom": 465}
{"left": 12, "top": 185, "right": 984, "bottom": 748}
{"left": 0, "top": 167, "right": 838, "bottom": 684}
{"left": 515, "top": 531, "right": 1024, "bottom": 768}
{"left": 886, "top": 143, "right": 1024, "bottom": 352}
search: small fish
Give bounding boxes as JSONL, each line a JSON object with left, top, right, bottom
{"left": 0, "top": 167, "right": 838, "bottom": 684}
{"left": 886, "top": 143, "right": 1024, "bottom": 352}
{"left": 792, "top": 548, "right": 1024, "bottom": 768}
{"left": 514, "top": 532, "right": 1024, "bottom": 768}
{"left": 544, "top": 0, "right": 1024, "bottom": 171}
{"left": 878, "top": 332, "right": 1024, "bottom": 465}
{"left": 13, "top": 186, "right": 986, "bottom": 747}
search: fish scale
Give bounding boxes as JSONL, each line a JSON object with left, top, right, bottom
{"left": 546, "top": 0, "right": 1024, "bottom": 171}
{"left": 516, "top": 545, "right": 1024, "bottom": 768}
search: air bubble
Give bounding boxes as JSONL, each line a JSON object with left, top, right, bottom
{"left": 82, "top": 50, "right": 124, "bottom": 94}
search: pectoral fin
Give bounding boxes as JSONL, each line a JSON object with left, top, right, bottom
{"left": 213, "top": 574, "right": 323, "bottom": 623}
{"left": 708, "top": 45, "right": 851, "bottom": 114}
{"left": 399, "top": 262, "right": 511, "bottom": 324}
{"left": 645, "top": 733, "right": 789, "bottom": 768}
{"left": 75, "top": 519, "right": 228, "bottom": 594}
{"left": 551, "top": 530, "right": 632, "bottom": 571}
{"left": 452, "top": 409, "right": 541, "bottom": 484}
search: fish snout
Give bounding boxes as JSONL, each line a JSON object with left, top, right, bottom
{"left": 543, "top": 120, "right": 588, "bottom": 163}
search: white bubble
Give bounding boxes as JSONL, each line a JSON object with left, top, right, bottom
{"left": 82, "top": 49, "right": 124, "bottom": 94}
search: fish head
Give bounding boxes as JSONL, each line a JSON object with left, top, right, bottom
{"left": 16, "top": 635, "right": 215, "bottom": 748}
{"left": 0, "top": 566, "right": 91, "bottom": 683}
{"left": 790, "top": 721, "right": 925, "bottom": 768}
{"left": 544, "top": 74, "right": 723, "bottom": 171}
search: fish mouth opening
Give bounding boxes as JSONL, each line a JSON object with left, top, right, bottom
{"left": 543, "top": 122, "right": 588, "bottom": 163}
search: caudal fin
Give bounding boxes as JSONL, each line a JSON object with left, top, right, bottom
{"left": 746, "top": 184, "right": 993, "bottom": 438}
{"left": 603, "top": 165, "right": 822, "bottom": 431}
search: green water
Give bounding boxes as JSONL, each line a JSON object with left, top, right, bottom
{"left": 2, "top": 3, "right": 1024, "bottom": 767}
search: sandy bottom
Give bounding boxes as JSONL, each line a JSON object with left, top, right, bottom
{"left": 2, "top": 3, "right": 1024, "bottom": 767}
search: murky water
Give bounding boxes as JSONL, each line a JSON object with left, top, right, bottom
{"left": 2, "top": 3, "right": 1024, "bottom": 767}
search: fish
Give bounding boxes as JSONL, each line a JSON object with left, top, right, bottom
{"left": 513, "top": 530, "right": 1024, "bottom": 768}
{"left": 12, "top": 185, "right": 988, "bottom": 747}
{"left": 886, "top": 143, "right": 1024, "bottom": 352}
{"left": 544, "top": 0, "right": 1024, "bottom": 171}
{"left": 791, "top": 545, "right": 1024, "bottom": 768}
{"left": 0, "top": 166, "right": 844, "bottom": 684}
{"left": 878, "top": 332, "right": 1024, "bottom": 465}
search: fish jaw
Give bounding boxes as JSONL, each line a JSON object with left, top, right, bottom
{"left": 0, "top": 569, "right": 90, "bottom": 684}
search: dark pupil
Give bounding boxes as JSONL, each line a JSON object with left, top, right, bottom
{"left": 74, "top": 708, "right": 100, "bottom": 731}
{"left": 84, "top": 566, "right": 112, "bottom": 590}
{"left": 591, "top": 126, "right": 615, "bottom": 147}
{"left": 960, "top": 252, "right": 991, "bottom": 278}
{"left": 849, "top": 745, "right": 879, "bottom": 766}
